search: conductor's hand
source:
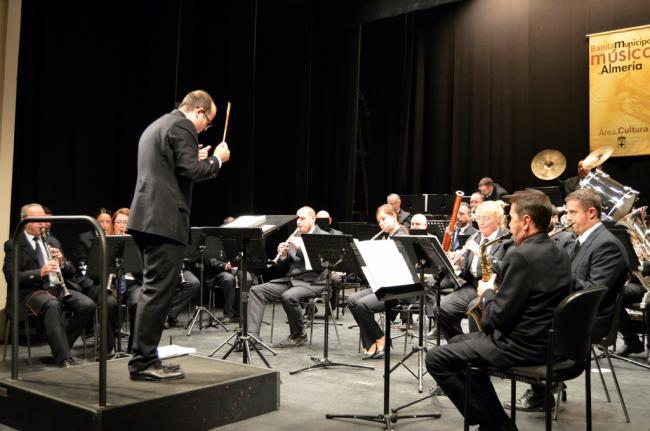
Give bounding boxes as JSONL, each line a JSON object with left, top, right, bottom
{"left": 198, "top": 144, "right": 211, "bottom": 161}
{"left": 477, "top": 274, "right": 496, "bottom": 297}
{"left": 215, "top": 141, "right": 230, "bottom": 163}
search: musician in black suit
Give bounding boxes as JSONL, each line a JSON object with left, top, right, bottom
{"left": 558, "top": 159, "right": 590, "bottom": 198}
{"left": 348, "top": 204, "right": 410, "bottom": 359}
{"left": 426, "top": 189, "right": 572, "bottom": 430}
{"left": 450, "top": 202, "right": 478, "bottom": 251}
{"left": 438, "top": 200, "right": 508, "bottom": 340}
{"left": 509, "top": 188, "right": 628, "bottom": 411}
{"left": 387, "top": 193, "right": 412, "bottom": 227}
{"left": 2, "top": 203, "right": 96, "bottom": 368}
{"left": 72, "top": 208, "right": 113, "bottom": 267}
{"left": 478, "top": 177, "right": 509, "bottom": 201}
{"left": 126, "top": 90, "right": 231, "bottom": 381}
{"left": 316, "top": 210, "right": 343, "bottom": 235}
{"left": 248, "top": 206, "right": 329, "bottom": 348}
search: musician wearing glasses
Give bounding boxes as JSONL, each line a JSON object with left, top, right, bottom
{"left": 347, "top": 204, "right": 409, "bottom": 359}
{"left": 507, "top": 188, "right": 628, "bottom": 412}
{"left": 3, "top": 203, "right": 96, "bottom": 368}
{"left": 247, "top": 206, "right": 329, "bottom": 348}
{"left": 437, "top": 201, "right": 508, "bottom": 340}
{"left": 126, "top": 90, "right": 231, "bottom": 381}
{"left": 426, "top": 190, "right": 572, "bottom": 431}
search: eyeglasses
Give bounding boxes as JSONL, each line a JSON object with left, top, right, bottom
{"left": 200, "top": 110, "right": 213, "bottom": 130}
{"left": 475, "top": 215, "right": 496, "bottom": 222}
{"left": 114, "top": 220, "right": 128, "bottom": 225}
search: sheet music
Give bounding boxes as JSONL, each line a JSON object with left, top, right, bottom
{"left": 292, "top": 236, "right": 312, "bottom": 271}
{"left": 356, "top": 239, "right": 415, "bottom": 292}
{"left": 222, "top": 215, "right": 266, "bottom": 228}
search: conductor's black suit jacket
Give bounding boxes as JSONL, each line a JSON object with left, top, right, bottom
{"left": 472, "top": 233, "right": 573, "bottom": 367}
{"left": 128, "top": 109, "right": 221, "bottom": 245}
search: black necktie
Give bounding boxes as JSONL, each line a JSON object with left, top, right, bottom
{"left": 570, "top": 241, "right": 581, "bottom": 261}
{"left": 33, "top": 237, "right": 46, "bottom": 266}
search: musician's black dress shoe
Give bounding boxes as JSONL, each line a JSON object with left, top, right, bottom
{"left": 130, "top": 364, "right": 185, "bottom": 381}
{"left": 59, "top": 358, "right": 80, "bottom": 368}
{"left": 503, "top": 388, "right": 552, "bottom": 412}
{"left": 274, "top": 332, "right": 308, "bottom": 348}
{"left": 615, "top": 342, "right": 644, "bottom": 357}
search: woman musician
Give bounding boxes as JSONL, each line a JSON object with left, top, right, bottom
{"left": 347, "top": 204, "right": 409, "bottom": 359}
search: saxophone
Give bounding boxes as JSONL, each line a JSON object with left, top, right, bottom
{"left": 466, "top": 231, "right": 512, "bottom": 331}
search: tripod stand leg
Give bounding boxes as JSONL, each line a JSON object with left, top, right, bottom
{"left": 209, "top": 330, "right": 238, "bottom": 357}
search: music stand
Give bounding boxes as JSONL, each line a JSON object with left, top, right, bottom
{"left": 185, "top": 227, "right": 228, "bottom": 335}
{"left": 337, "top": 222, "right": 380, "bottom": 241}
{"left": 326, "top": 239, "right": 441, "bottom": 430}
{"left": 289, "top": 234, "right": 375, "bottom": 374}
{"left": 207, "top": 215, "right": 296, "bottom": 367}
{"left": 390, "top": 235, "right": 461, "bottom": 412}
{"left": 87, "top": 235, "right": 143, "bottom": 357}
{"left": 528, "top": 186, "right": 564, "bottom": 207}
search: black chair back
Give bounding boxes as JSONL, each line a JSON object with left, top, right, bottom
{"left": 552, "top": 286, "right": 607, "bottom": 362}
{"left": 599, "top": 289, "right": 625, "bottom": 347}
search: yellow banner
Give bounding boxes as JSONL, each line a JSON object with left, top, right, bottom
{"left": 589, "top": 25, "right": 650, "bottom": 157}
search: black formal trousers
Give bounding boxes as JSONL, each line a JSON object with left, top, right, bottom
{"left": 438, "top": 285, "right": 478, "bottom": 339}
{"left": 28, "top": 290, "right": 95, "bottom": 364}
{"left": 248, "top": 279, "right": 325, "bottom": 338}
{"left": 167, "top": 269, "right": 200, "bottom": 320}
{"left": 425, "top": 333, "right": 514, "bottom": 429}
{"left": 128, "top": 232, "right": 184, "bottom": 372}
{"left": 617, "top": 281, "right": 648, "bottom": 347}
{"left": 85, "top": 285, "right": 118, "bottom": 351}
{"left": 348, "top": 288, "right": 388, "bottom": 350}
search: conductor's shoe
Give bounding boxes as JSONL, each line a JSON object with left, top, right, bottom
{"left": 130, "top": 364, "right": 185, "bottom": 381}
{"left": 615, "top": 342, "right": 644, "bottom": 357}
{"left": 274, "top": 332, "right": 308, "bottom": 348}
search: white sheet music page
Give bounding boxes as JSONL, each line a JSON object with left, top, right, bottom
{"left": 222, "top": 215, "right": 266, "bottom": 228}
{"left": 292, "top": 236, "right": 312, "bottom": 271}
{"left": 356, "top": 239, "right": 414, "bottom": 293}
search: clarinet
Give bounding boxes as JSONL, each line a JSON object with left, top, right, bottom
{"left": 40, "top": 228, "right": 72, "bottom": 299}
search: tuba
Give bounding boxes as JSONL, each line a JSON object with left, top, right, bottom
{"left": 616, "top": 206, "right": 650, "bottom": 307}
{"left": 466, "top": 231, "right": 512, "bottom": 331}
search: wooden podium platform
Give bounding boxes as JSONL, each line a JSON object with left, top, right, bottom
{"left": 0, "top": 355, "right": 279, "bottom": 430}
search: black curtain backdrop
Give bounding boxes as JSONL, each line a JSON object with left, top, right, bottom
{"left": 10, "top": 0, "right": 650, "bottom": 242}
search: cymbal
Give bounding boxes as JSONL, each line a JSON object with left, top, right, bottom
{"left": 531, "top": 149, "right": 567, "bottom": 180}
{"left": 583, "top": 145, "right": 614, "bottom": 170}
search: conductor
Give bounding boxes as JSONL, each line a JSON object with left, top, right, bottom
{"left": 127, "top": 90, "right": 230, "bottom": 381}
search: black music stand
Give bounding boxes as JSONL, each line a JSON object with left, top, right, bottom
{"left": 390, "top": 235, "right": 462, "bottom": 411}
{"left": 289, "top": 234, "right": 374, "bottom": 375}
{"left": 87, "top": 235, "right": 142, "bottom": 358}
{"left": 337, "top": 222, "right": 380, "bottom": 240}
{"left": 326, "top": 239, "right": 441, "bottom": 430}
{"left": 185, "top": 227, "right": 228, "bottom": 335}
{"left": 207, "top": 215, "right": 296, "bottom": 367}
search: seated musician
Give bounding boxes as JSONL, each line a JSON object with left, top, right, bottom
{"left": 508, "top": 188, "right": 628, "bottom": 412}
{"left": 408, "top": 213, "right": 429, "bottom": 233}
{"left": 347, "top": 204, "right": 409, "bottom": 359}
{"left": 559, "top": 159, "right": 591, "bottom": 198}
{"left": 2, "top": 203, "right": 96, "bottom": 367}
{"left": 247, "top": 206, "right": 329, "bottom": 348}
{"left": 316, "top": 209, "right": 343, "bottom": 234}
{"left": 478, "top": 177, "right": 509, "bottom": 201}
{"left": 615, "top": 278, "right": 650, "bottom": 361}
{"left": 469, "top": 192, "right": 485, "bottom": 229}
{"left": 426, "top": 189, "right": 572, "bottom": 430}
{"left": 438, "top": 200, "right": 508, "bottom": 340}
{"left": 548, "top": 205, "right": 574, "bottom": 250}
{"left": 387, "top": 193, "right": 412, "bottom": 228}
{"left": 450, "top": 202, "right": 478, "bottom": 251}
{"left": 204, "top": 256, "right": 257, "bottom": 325}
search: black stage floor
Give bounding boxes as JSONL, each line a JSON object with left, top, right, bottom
{"left": 0, "top": 355, "right": 279, "bottom": 431}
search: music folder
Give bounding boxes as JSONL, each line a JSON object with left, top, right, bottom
{"left": 354, "top": 239, "right": 423, "bottom": 301}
